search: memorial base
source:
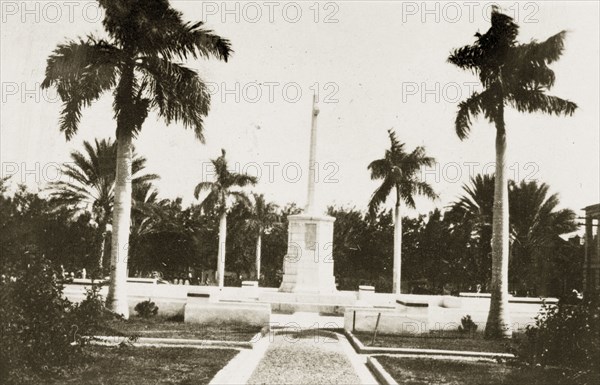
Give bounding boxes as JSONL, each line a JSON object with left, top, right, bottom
{"left": 279, "top": 214, "right": 337, "bottom": 293}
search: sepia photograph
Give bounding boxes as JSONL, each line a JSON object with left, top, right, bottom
{"left": 1, "top": 1, "right": 599, "bottom": 384}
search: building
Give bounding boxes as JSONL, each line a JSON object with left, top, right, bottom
{"left": 583, "top": 204, "right": 600, "bottom": 294}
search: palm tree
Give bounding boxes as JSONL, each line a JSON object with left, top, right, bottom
{"left": 194, "top": 150, "right": 257, "bottom": 287}
{"left": 246, "top": 193, "right": 279, "bottom": 280}
{"left": 447, "top": 174, "right": 495, "bottom": 289}
{"left": 41, "top": 0, "right": 231, "bottom": 317}
{"left": 130, "top": 181, "right": 162, "bottom": 240}
{"left": 448, "top": 7, "right": 576, "bottom": 338}
{"left": 509, "top": 180, "right": 576, "bottom": 296}
{"left": 450, "top": 175, "right": 577, "bottom": 296}
{"left": 368, "top": 129, "right": 437, "bottom": 294}
{"left": 48, "top": 138, "right": 157, "bottom": 274}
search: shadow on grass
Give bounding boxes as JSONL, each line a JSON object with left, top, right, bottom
{"left": 355, "top": 330, "right": 521, "bottom": 353}
{"left": 20, "top": 346, "right": 239, "bottom": 385}
{"left": 98, "top": 316, "right": 261, "bottom": 341}
{"left": 276, "top": 328, "right": 341, "bottom": 341}
{"left": 375, "top": 355, "right": 598, "bottom": 385}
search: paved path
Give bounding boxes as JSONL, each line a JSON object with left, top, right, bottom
{"left": 247, "top": 328, "right": 377, "bottom": 385}
{"left": 209, "top": 332, "right": 271, "bottom": 385}
{"left": 210, "top": 313, "right": 377, "bottom": 384}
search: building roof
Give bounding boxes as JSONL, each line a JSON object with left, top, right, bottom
{"left": 583, "top": 203, "right": 600, "bottom": 216}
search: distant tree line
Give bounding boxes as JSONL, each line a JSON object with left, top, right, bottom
{"left": 1, "top": 157, "right": 583, "bottom": 298}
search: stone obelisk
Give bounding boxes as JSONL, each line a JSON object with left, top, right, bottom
{"left": 279, "top": 94, "right": 337, "bottom": 293}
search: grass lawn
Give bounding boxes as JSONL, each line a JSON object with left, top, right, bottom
{"left": 99, "top": 317, "right": 262, "bottom": 341}
{"left": 355, "top": 331, "right": 520, "bottom": 353}
{"left": 375, "top": 356, "right": 596, "bottom": 385}
{"left": 28, "top": 346, "right": 238, "bottom": 385}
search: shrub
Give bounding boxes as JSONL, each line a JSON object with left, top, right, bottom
{"left": 0, "top": 252, "right": 79, "bottom": 383}
{"left": 71, "top": 283, "right": 119, "bottom": 338}
{"left": 518, "top": 297, "right": 600, "bottom": 375}
{"left": 166, "top": 313, "right": 184, "bottom": 322}
{"left": 134, "top": 299, "right": 159, "bottom": 318}
{"left": 458, "top": 315, "right": 478, "bottom": 333}
{"left": 0, "top": 252, "right": 122, "bottom": 384}
{"left": 224, "top": 274, "right": 242, "bottom": 287}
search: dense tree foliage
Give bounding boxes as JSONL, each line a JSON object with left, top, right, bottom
{"left": 0, "top": 171, "right": 582, "bottom": 297}
{"left": 48, "top": 138, "right": 158, "bottom": 274}
{"left": 1, "top": 179, "right": 99, "bottom": 274}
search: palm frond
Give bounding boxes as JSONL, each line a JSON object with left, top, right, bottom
{"left": 42, "top": 37, "right": 122, "bottom": 140}
{"left": 367, "top": 158, "right": 390, "bottom": 180}
{"left": 48, "top": 138, "right": 152, "bottom": 223}
{"left": 198, "top": 189, "right": 223, "bottom": 213}
{"left": 48, "top": 181, "right": 95, "bottom": 206}
{"left": 247, "top": 193, "right": 280, "bottom": 232}
{"left": 165, "top": 20, "right": 232, "bottom": 62}
{"left": 63, "top": 153, "right": 95, "bottom": 184}
{"left": 99, "top": 0, "right": 231, "bottom": 62}
{"left": 399, "top": 184, "right": 416, "bottom": 209}
{"left": 229, "top": 173, "right": 258, "bottom": 188}
{"left": 448, "top": 44, "right": 485, "bottom": 71}
{"left": 194, "top": 181, "right": 215, "bottom": 199}
{"left": 138, "top": 57, "right": 211, "bottom": 142}
{"left": 414, "top": 180, "right": 438, "bottom": 201}
{"left": 386, "top": 129, "right": 403, "bottom": 153}
{"left": 514, "top": 31, "right": 567, "bottom": 66}
{"left": 134, "top": 173, "right": 160, "bottom": 185}
{"left": 507, "top": 88, "right": 577, "bottom": 116}
{"left": 449, "top": 8, "right": 575, "bottom": 147}
{"left": 406, "top": 146, "right": 436, "bottom": 169}
{"left": 368, "top": 177, "right": 394, "bottom": 217}
{"left": 230, "top": 190, "right": 251, "bottom": 207}
{"left": 454, "top": 90, "right": 490, "bottom": 140}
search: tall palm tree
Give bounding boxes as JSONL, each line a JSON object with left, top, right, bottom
{"left": 448, "top": 7, "right": 576, "bottom": 338}
{"left": 246, "top": 193, "right": 279, "bottom": 280}
{"left": 368, "top": 129, "right": 437, "bottom": 294}
{"left": 41, "top": 0, "right": 231, "bottom": 317}
{"left": 194, "top": 150, "right": 257, "bottom": 287}
{"left": 48, "top": 138, "right": 157, "bottom": 274}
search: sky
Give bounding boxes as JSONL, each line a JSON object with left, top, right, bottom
{"left": 1, "top": 1, "right": 599, "bottom": 227}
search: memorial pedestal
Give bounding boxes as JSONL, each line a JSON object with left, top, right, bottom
{"left": 279, "top": 214, "right": 337, "bottom": 293}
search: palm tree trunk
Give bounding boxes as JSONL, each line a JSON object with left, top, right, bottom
{"left": 485, "top": 114, "right": 513, "bottom": 339}
{"left": 256, "top": 232, "right": 262, "bottom": 280}
{"left": 393, "top": 200, "right": 402, "bottom": 295}
{"left": 98, "top": 208, "right": 111, "bottom": 277}
{"left": 217, "top": 211, "right": 227, "bottom": 288}
{"left": 98, "top": 224, "right": 107, "bottom": 273}
{"left": 106, "top": 132, "right": 133, "bottom": 318}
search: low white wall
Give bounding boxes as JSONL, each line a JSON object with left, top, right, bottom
{"left": 63, "top": 282, "right": 188, "bottom": 318}
{"left": 438, "top": 296, "right": 554, "bottom": 331}
{"left": 346, "top": 294, "right": 556, "bottom": 335}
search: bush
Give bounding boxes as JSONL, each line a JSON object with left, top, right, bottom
{"left": 0, "top": 252, "right": 121, "bottom": 384}
{"left": 458, "top": 315, "right": 478, "bottom": 333}
{"left": 0, "top": 252, "right": 79, "bottom": 384}
{"left": 71, "top": 283, "right": 118, "bottom": 337}
{"left": 518, "top": 297, "right": 600, "bottom": 375}
{"left": 134, "top": 300, "right": 159, "bottom": 318}
{"left": 224, "top": 274, "right": 242, "bottom": 287}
